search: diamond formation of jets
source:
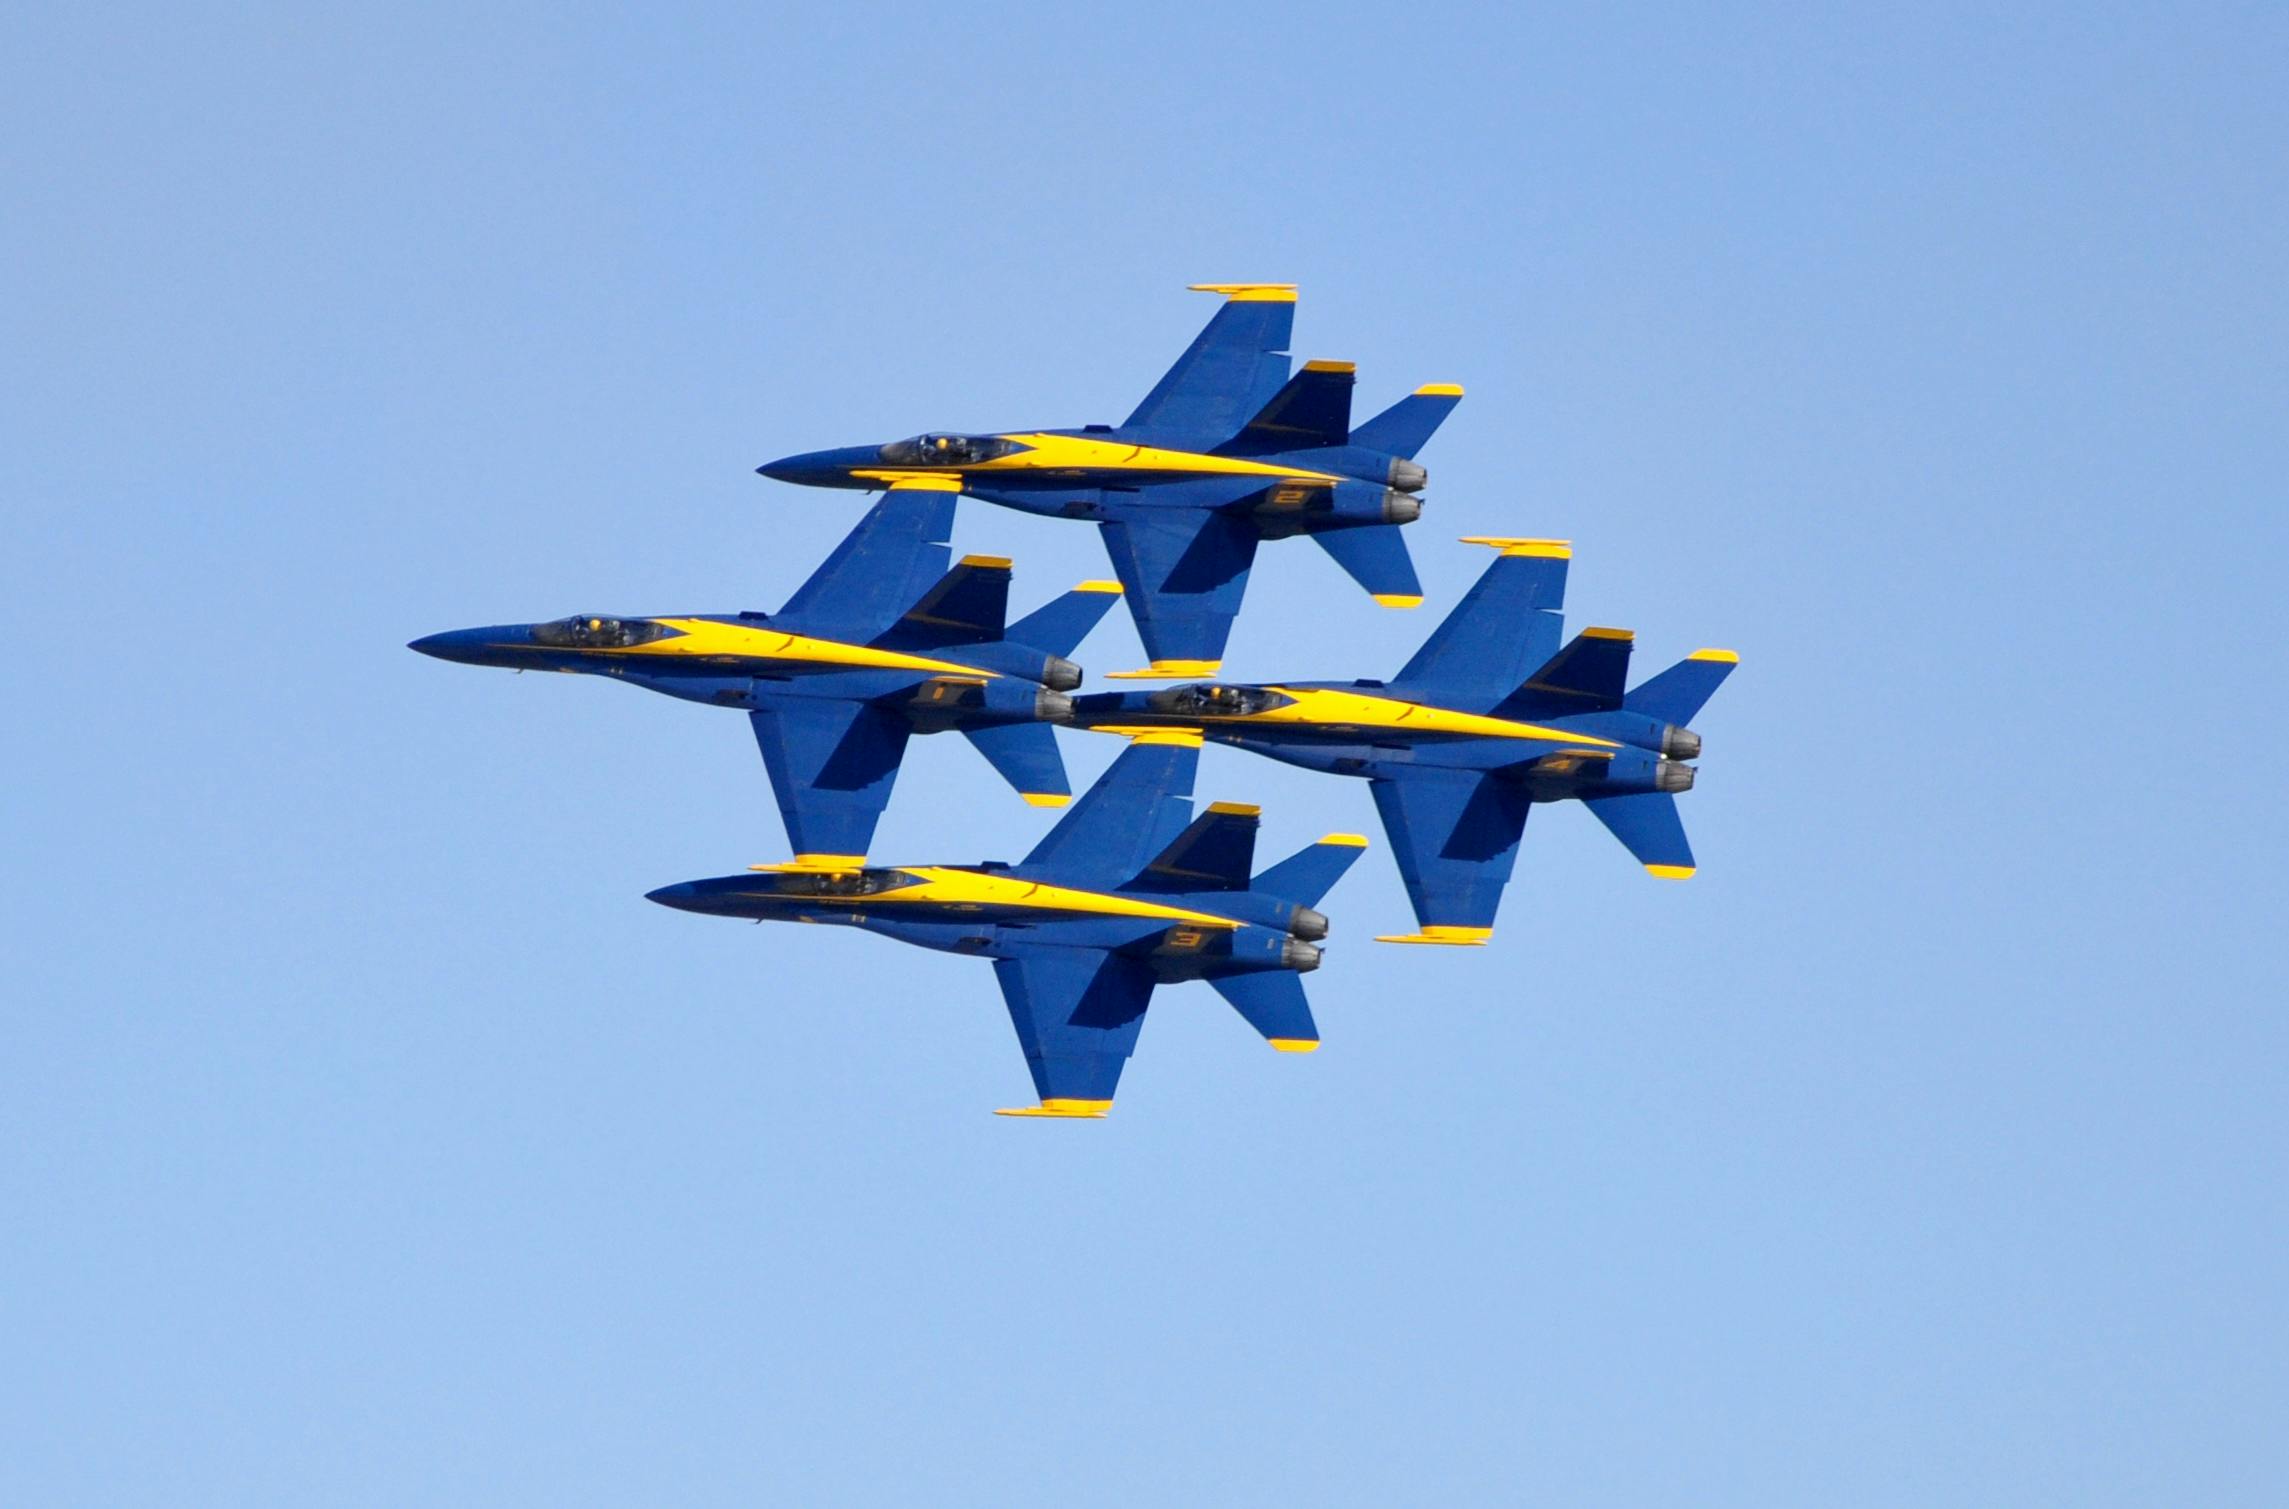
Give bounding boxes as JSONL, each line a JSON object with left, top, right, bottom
{"left": 759, "top": 284, "right": 1461, "bottom": 678}
{"left": 415, "top": 283, "right": 1734, "bottom": 1115}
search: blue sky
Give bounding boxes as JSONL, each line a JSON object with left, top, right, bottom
{"left": 6, "top": 3, "right": 2285, "bottom": 1503}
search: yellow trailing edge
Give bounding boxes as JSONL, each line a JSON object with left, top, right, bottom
{"left": 1688, "top": 648, "right": 1739, "bottom": 664}
{"left": 1582, "top": 626, "right": 1635, "bottom": 641}
{"left": 1373, "top": 593, "right": 1425, "bottom": 608}
{"left": 1415, "top": 382, "right": 1465, "bottom": 397}
{"left": 1303, "top": 359, "right": 1357, "bottom": 374}
{"left": 957, "top": 554, "right": 1012, "bottom": 570}
{"left": 1375, "top": 925, "right": 1494, "bottom": 946}
{"left": 1460, "top": 536, "right": 1570, "bottom": 559}
{"left": 996, "top": 1099, "right": 1112, "bottom": 1118}
{"left": 1020, "top": 792, "right": 1072, "bottom": 808}
{"left": 1072, "top": 579, "right": 1124, "bottom": 594}
{"left": 1645, "top": 864, "right": 1697, "bottom": 880}
{"left": 1269, "top": 1039, "right": 1320, "bottom": 1054}
{"left": 1188, "top": 282, "right": 1297, "bottom": 302}
{"left": 1318, "top": 833, "right": 1370, "bottom": 848}
{"left": 1104, "top": 659, "right": 1221, "bottom": 679}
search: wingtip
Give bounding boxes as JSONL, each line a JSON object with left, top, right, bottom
{"left": 1688, "top": 648, "right": 1740, "bottom": 664}
{"left": 1645, "top": 864, "right": 1697, "bottom": 880}
{"left": 1372, "top": 593, "right": 1425, "bottom": 609}
{"left": 1268, "top": 1038, "right": 1321, "bottom": 1054}
{"left": 1187, "top": 282, "right": 1297, "bottom": 303}
{"left": 1020, "top": 792, "right": 1073, "bottom": 808}
{"left": 1413, "top": 382, "right": 1465, "bottom": 397}
{"left": 995, "top": 1099, "right": 1112, "bottom": 1118}
{"left": 1374, "top": 926, "right": 1493, "bottom": 946}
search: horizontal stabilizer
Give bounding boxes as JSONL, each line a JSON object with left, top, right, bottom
{"left": 1006, "top": 579, "right": 1123, "bottom": 660}
{"left": 1349, "top": 384, "right": 1462, "bottom": 460}
{"left": 962, "top": 721, "right": 1071, "bottom": 808}
{"left": 1128, "top": 801, "right": 1260, "bottom": 893}
{"left": 1221, "top": 360, "right": 1356, "bottom": 452}
{"left": 1251, "top": 833, "right": 1368, "bottom": 909}
{"left": 1584, "top": 791, "right": 1696, "bottom": 878}
{"left": 1497, "top": 627, "right": 1633, "bottom": 719}
{"left": 1626, "top": 649, "right": 1738, "bottom": 726}
{"left": 1313, "top": 523, "right": 1423, "bottom": 606}
{"left": 1390, "top": 539, "right": 1569, "bottom": 704}
{"left": 877, "top": 555, "right": 1009, "bottom": 648}
{"left": 1208, "top": 972, "right": 1321, "bottom": 1052}
{"left": 775, "top": 489, "right": 955, "bottom": 644}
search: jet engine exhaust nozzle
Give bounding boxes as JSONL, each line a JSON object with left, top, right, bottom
{"left": 1382, "top": 489, "right": 1423, "bottom": 525}
{"left": 1662, "top": 725, "right": 1702, "bottom": 761}
{"left": 1034, "top": 689, "right": 1075, "bottom": 721}
{"left": 1042, "top": 656, "right": 1082, "bottom": 693}
{"left": 1288, "top": 906, "right": 1330, "bottom": 942}
{"left": 1282, "top": 938, "right": 1324, "bottom": 973}
{"left": 1655, "top": 761, "right": 1697, "bottom": 793}
{"left": 1387, "top": 458, "right": 1428, "bottom": 493}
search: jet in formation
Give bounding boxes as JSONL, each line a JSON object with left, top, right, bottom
{"left": 758, "top": 283, "right": 1460, "bottom": 678}
{"left": 1066, "top": 538, "right": 1736, "bottom": 944}
{"left": 648, "top": 730, "right": 1366, "bottom": 1116}
{"left": 411, "top": 487, "right": 1118, "bottom": 862}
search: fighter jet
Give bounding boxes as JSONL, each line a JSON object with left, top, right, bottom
{"left": 758, "top": 283, "right": 1460, "bottom": 678}
{"left": 647, "top": 730, "right": 1367, "bottom": 1117}
{"left": 411, "top": 488, "right": 1118, "bottom": 863}
{"left": 1065, "top": 539, "right": 1736, "bottom": 945}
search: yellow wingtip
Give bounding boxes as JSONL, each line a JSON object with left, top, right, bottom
{"left": 1374, "top": 925, "right": 1493, "bottom": 946}
{"left": 995, "top": 1099, "right": 1112, "bottom": 1118}
{"left": 1268, "top": 1038, "right": 1321, "bottom": 1054}
{"left": 1188, "top": 282, "right": 1297, "bottom": 302}
{"left": 1688, "top": 648, "right": 1740, "bottom": 664}
{"left": 1020, "top": 792, "right": 1072, "bottom": 808}
{"left": 1372, "top": 593, "right": 1425, "bottom": 609}
{"left": 1318, "top": 832, "right": 1370, "bottom": 848}
{"left": 1459, "top": 536, "right": 1571, "bottom": 559}
{"left": 1072, "top": 579, "right": 1124, "bottom": 595}
{"left": 1414, "top": 382, "right": 1465, "bottom": 397}
{"left": 1104, "top": 659, "right": 1221, "bottom": 680}
{"left": 1645, "top": 864, "right": 1697, "bottom": 880}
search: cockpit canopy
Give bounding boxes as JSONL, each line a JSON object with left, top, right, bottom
{"left": 769, "top": 869, "right": 921, "bottom": 899}
{"left": 877, "top": 433, "right": 1023, "bottom": 467}
{"left": 1146, "top": 683, "right": 1297, "bottom": 718}
{"left": 530, "top": 615, "right": 674, "bottom": 650}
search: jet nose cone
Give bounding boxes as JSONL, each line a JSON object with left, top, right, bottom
{"left": 409, "top": 628, "right": 485, "bottom": 664}
{"left": 756, "top": 455, "right": 803, "bottom": 483}
{"left": 645, "top": 882, "right": 701, "bottom": 911}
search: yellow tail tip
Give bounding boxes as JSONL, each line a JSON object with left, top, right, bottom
{"left": 995, "top": 1099, "right": 1112, "bottom": 1118}
{"left": 1644, "top": 864, "right": 1697, "bottom": 880}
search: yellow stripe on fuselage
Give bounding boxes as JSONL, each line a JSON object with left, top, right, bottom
{"left": 861, "top": 868, "right": 1243, "bottom": 928}
{"left": 950, "top": 433, "right": 1344, "bottom": 485}
{"left": 1204, "top": 688, "right": 1622, "bottom": 746}
{"left": 596, "top": 619, "right": 997, "bottom": 678}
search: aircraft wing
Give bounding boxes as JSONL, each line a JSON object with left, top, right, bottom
{"left": 772, "top": 486, "right": 956, "bottom": 645}
{"left": 1123, "top": 284, "right": 1296, "bottom": 439}
{"left": 1022, "top": 734, "right": 1199, "bottom": 887}
{"left": 1096, "top": 506, "right": 1262, "bottom": 673}
{"left": 747, "top": 700, "right": 913, "bottom": 861}
{"left": 992, "top": 949, "right": 1157, "bottom": 1116}
{"left": 1368, "top": 769, "right": 1533, "bottom": 944}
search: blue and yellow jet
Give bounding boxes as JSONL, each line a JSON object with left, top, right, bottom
{"left": 648, "top": 731, "right": 1367, "bottom": 1117}
{"left": 758, "top": 283, "right": 1460, "bottom": 678}
{"left": 411, "top": 488, "right": 1118, "bottom": 864}
{"left": 1065, "top": 539, "right": 1737, "bottom": 944}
